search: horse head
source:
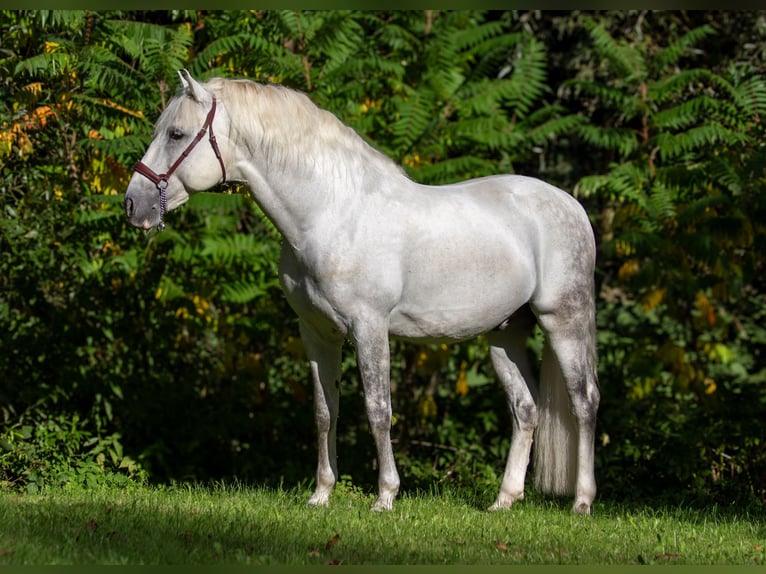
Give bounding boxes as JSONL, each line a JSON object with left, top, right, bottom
{"left": 124, "top": 70, "right": 228, "bottom": 230}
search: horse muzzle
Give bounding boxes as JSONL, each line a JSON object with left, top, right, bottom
{"left": 123, "top": 191, "right": 159, "bottom": 230}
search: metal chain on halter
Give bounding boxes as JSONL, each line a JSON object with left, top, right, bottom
{"left": 158, "top": 181, "right": 168, "bottom": 231}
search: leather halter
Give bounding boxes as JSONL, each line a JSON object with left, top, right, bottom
{"left": 133, "top": 97, "right": 227, "bottom": 230}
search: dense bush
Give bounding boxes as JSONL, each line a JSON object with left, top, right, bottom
{"left": 1, "top": 10, "right": 764, "bottom": 507}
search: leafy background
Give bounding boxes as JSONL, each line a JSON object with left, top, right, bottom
{"left": 1, "top": 10, "right": 764, "bottom": 508}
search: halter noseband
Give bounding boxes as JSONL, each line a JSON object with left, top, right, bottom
{"left": 133, "top": 97, "right": 227, "bottom": 230}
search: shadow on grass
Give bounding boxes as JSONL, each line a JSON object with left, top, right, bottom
{"left": 3, "top": 480, "right": 764, "bottom": 565}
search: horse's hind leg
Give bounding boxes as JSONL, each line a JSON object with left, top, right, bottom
{"left": 486, "top": 307, "right": 538, "bottom": 510}
{"left": 301, "top": 320, "right": 344, "bottom": 507}
{"left": 536, "top": 291, "right": 600, "bottom": 515}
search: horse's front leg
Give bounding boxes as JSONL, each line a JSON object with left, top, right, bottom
{"left": 350, "top": 317, "right": 400, "bottom": 511}
{"left": 300, "top": 320, "right": 344, "bottom": 507}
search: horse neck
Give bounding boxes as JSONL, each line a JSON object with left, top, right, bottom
{"left": 231, "top": 110, "right": 404, "bottom": 249}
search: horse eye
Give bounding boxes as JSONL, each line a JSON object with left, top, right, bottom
{"left": 168, "top": 128, "right": 185, "bottom": 141}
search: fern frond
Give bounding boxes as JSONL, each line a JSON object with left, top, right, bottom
{"left": 375, "top": 21, "right": 420, "bottom": 53}
{"left": 184, "top": 191, "right": 249, "bottom": 212}
{"left": 733, "top": 75, "right": 766, "bottom": 120}
{"left": 649, "top": 67, "right": 733, "bottom": 106}
{"left": 577, "top": 124, "right": 638, "bottom": 157}
{"left": 457, "top": 78, "right": 504, "bottom": 116}
{"left": 706, "top": 156, "right": 743, "bottom": 195}
{"left": 646, "top": 182, "right": 677, "bottom": 223}
{"left": 465, "top": 32, "right": 522, "bottom": 79}
{"left": 14, "top": 52, "right": 72, "bottom": 77}
{"left": 140, "top": 23, "right": 192, "bottom": 82}
{"left": 410, "top": 155, "right": 496, "bottom": 185}
{"left": 390, "top": 91, "right": 432, "bottom": 152}
{"left": 219, "top": 281, "right": 268, "bottom": 304}
{"left": 607, "top": 161, "right": 650, "bottom": 206}
{"left": 562, "top": 78, "right": 634, "bottom": 113}
{"left": 504, "top": 36, "right": 548, "bottom": 117}
{"left": 200, "top": 234, "right": 267, "bottom": 266}
{"left": 585, "top": 17, "right": 645, "bottom": 81}
{"left": 191, "top": 33, "right": 251, "bottom": 73}
{"left": 657, "top": 123, "right": 748, "bottom": 161}
{"left": 311, "top": 13, "right": 365, "bottom": 80}
{"left": 654, "top": 24, "right": 716, "bottom": 71}
{"left": 651, "top": 96, "right": 722, "bottom": 131}
{"left": 574, "top": 174, "right": 615, "bottom": 199}
{"left": 445, "top": 116, "right": 521, "bottom": 151}
{"left": 452, "top": 20, "right": 508, "bottom": 53}
{"left": 524, "top": 108, "right": 587, "bottom": 144}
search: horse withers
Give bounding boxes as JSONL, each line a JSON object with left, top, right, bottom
{"left": 124, "top": 70, "right": 600, "bottom": 514}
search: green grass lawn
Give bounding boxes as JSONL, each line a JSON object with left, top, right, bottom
{"left": 0, "top": 482, "right": 763, "bottom": 565}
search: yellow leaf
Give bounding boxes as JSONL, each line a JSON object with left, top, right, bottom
{"left": 618, "top": 259, "right": 640, "bottom": 280}
{"left": 614, "top": 239, "right": 635, "bottom": 257}
{"left": 642, "top": 288, "right": 666, "bottom": 311}
{"left": 23, "top": 82, "right": 43, "bottom": 96}
{"left": 33, "top": 105, "right": 55, "bottom": 127}
{"left": 418, "top": 395, "right": 437, "bottom": 420}
{"left": 455, "top": 360, "right": 469, "bottom": 396}
{"left": 695, "top": 291, "right": 716, "bottom": 327}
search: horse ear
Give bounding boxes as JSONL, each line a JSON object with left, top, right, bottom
{"left": 177, "top": 69, "right": 190, "bottom": 90}
{"left": 178, "top": 69, "right": 210, "bottom": 104}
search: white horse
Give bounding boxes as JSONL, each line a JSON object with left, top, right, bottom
{"left": 124, "top": 71, "right": 600, "bottom": 514}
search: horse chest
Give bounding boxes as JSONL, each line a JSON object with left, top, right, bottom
{"left": 277, "top": 242, "right": 400, "bottom": 337}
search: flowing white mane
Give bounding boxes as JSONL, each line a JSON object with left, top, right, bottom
{"left": 190, "top": 77, "right": 406, "bottom": 185}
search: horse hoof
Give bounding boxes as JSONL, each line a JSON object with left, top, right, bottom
{"left": 307, "top": 492, "right": 330, "bottom": 507}
{"left": 371, "top": 496, "right": 394, "bottom": 512}
{"left": 488, "top": 492, "right": 522, "bottom": 511}
{"left": 572, "top": 500, "right": 592, "bottom": 515}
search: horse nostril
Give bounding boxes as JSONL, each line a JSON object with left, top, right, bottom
{"left": 124, "top": 196, "right": 134, "bottom": 217}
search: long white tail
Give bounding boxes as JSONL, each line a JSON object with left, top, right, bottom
{"left": 533, "top": 340, "right": 578, "bottom": 496}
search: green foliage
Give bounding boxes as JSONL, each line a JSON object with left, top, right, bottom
{"left": 0, "top": 405, "right": 146, "bottom": 492}
{"left": 1, "top": 10, "right": 765, "bottom": 510}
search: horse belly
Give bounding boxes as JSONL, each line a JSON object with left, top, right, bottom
{"left": 388, "top": 239, "right": 536, "bottom": 342}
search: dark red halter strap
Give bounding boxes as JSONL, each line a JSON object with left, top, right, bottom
{"left": 134, "top": 97, "right": 226, "bottom": 191}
